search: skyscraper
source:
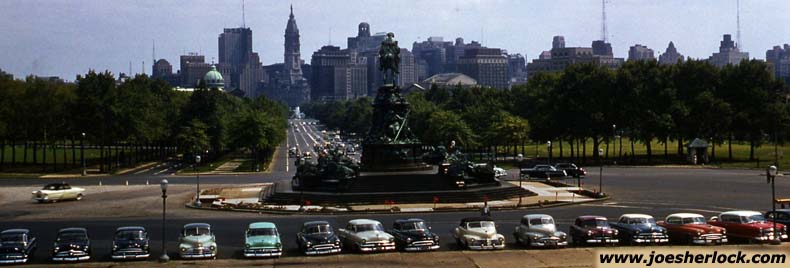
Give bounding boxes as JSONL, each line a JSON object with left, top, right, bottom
{"left": 527, "top": 36, "right": 624, "bottom": 78}
{"left": 708, "top": 34, "right": 749, "bottom": 68}
{"left": 628, "top": 44, "right": 655, "bottom": 61}
{"left": 766, "top": 44, "right": 790, "bottom": 83}
{"left": 457, "top": 48, "right": 509, "bottom": 89}
{"left": 261, "top": 5, "right": 310, "bottom": 106}
{"left": 217, "top": 27, "right": 265, "bottom": 97}
{"left": 180, "top": 53, "right": 211, "bottom": 88}
{"left": 284, "top": 5, "right": 303, "bottom": 84}
{"left": 658, "top": 42, "right": 684, "bottom": 65}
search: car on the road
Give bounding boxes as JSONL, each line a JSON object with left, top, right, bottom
{"left": 452, "top": 216, "right": 506, "bottom": 250}
{"left": 178, "top": 223, "right": 217, "bottom": 259}
{"left": 493, "top": 166, "right": 508, "bottom": 178}
{"left": 554, "top": 163, "right": 587, "bottom": 178}
{"left": 519, "top": 164, "right": 567, "bottom": 179}
{"left": 302, "top": 151, "right": 313, "bottom": 160}
{"left": 708, "top": 211, "right": 787, "bottom": 243}
{"left": 243, "top": 222, "right": 282, "bottom": 258}
{"left": 51, "top": 227, "right": 91, "bottom": 262}
{"left": 657, "top": 213, "right": 727, "bottom": 245}
{"left": 569, "top": 216, "right": 619, "bottom": 246}
{"left": 296, "top": 221, "right": 342, "bottom": 255}
{"left": 513, "top": 214, "right": 568, "bottom": 248}
{"left": 0, "top": 229, "right": 37, "bottom": 264}
{"left": 32, "top": 183, "right": 85, "bottom": 203}
{"left": 337, "top": 219, "right": 396, "bottom": 253}
{"left": 609, "top": 214, "right": 669, "bottom": 245}
{"left": 111, "top": 226, "right": 149, "bottom": 260}
{"left": 766, "top": 209, "right": 790, "bottom": 229}
{"left": 387, "top": 218, "right": 440, "bottom": 251}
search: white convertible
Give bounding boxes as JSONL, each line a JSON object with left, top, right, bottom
{"left": 32, "top": 183, "right": 85, "bottom": 203}
{"left": 336, "top": 219, "right": 395, "bottom": 253}
{"left": 452, "top": 216, "right": 506, "bottom": 250}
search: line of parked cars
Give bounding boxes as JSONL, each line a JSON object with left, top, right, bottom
{"left": 1, "top": 210, "right": 788, "bottom": 264}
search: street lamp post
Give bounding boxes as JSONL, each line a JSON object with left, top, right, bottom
{"left": 767, "top": 165, "right": 781, "bottom": 245}
{"left": 547, "top": 141, "right": 552, "bottom": 165}
{"left": 517, "top": 154, "right": 524, "bottom": 206}
{"left": 194, "top": 155, "right": 201, "bottom": 207}
{"left": 81, "top": 133, "right": 86, "bottom": 176}
{"left": 159, "top": 179, "right": 169, "bottom": 262}
{"left": 598, "top": 148, "right": 604, "bottom": 197}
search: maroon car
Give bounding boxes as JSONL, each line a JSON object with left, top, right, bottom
{"left": 569, "top": 216, "right": 619, "bottom": 246}
{"left": 709, "top": 211, "right": 787, "bottom": 243}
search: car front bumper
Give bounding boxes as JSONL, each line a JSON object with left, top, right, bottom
{"left": 179, "top": 248, "right": 216, "bottom": 259}
{"left": 467, "top": 239, "right": 506, "bottom": 250}
{"left": 304, "top": 244, "right": 342, "bottom": 255}
{"left": 111, "top": 249, "right": 150, "bottom": 260}
{"left": 243, "top": 248, "right": 282, "bottom": 258}
{"left": 691, "top": 235, "right": 727, "bottom": 244}
{"left": 0, "top": 254, "right": 28, "bottom": 264}
{"left": 529, "top": 238, "right": 568, "bottom": 247}
{"left": 403, "top": 240, "right": 440, "bottom": 251}
{"left": 632, "top": 234, "right": 670, "bottom": 244}
{"left": 358, "top": 241, "right": 396, "bottom": 252}
{"left": 52, "top": 250, "right": 90, "bottom": 262}
{"left": 584, "top": 237, "right": 619, "bottom": 244}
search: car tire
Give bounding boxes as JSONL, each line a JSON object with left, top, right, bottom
{"left": 76, "top": 194, "right": 84, "bottom": 201}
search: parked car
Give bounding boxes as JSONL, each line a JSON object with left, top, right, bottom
{"left": 452, "top": 216, "right": 506, "bottom": 250}
{"left": 178, "top": 223, "right": 217, "bottom": 259}
{"left": 296, "top": 221, "right": 342, "bottom": 255}
{"left": 388, "top": 218, "right": 440, "bottom": 251}
{"left": 657, "top": 213, "right": 727, "bottom": 245}
{"left": 766, "top": 209, "right": 790, "bottom": 229}
{"left": 520, "top": 165, "right": 567, "bottom": 179}
{"left": 708, "top": 211, "right": 787, "bottom": 243}
{"left": 244, "top": 222, "right": 282, "bottom": 258}
{"left": 32, "top": 183, "right": 85, "bottom": 203}
{"left": 493, "top": 167, "right": 508, "bottom": 178}
{"left": 111, "top": 226, "right": 149, "bottom": 260}
{"left": 51, "top": 228, "right": 90, "bottom": 262}
{"left": 554, "top": 163, "right": 587, "bottom": 178}
{"left": 337, "top": 219, "right": 395, "bottom": 253}
{"left": 513, "top": 214, "right": 568, "bottom": 248}
{"left": 0, "top": 229, "right": 36, "bottom": 264}
{"left": 609, "top": 214, "right": 669, "bottom": 245}
{"left": 569, "top": 216, "right": 619, "bottom": 246}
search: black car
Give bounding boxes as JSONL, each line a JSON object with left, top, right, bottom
{"left": 296, "top": 221, "right": 342, "bottom": 255}
{"left": 111, "top": 226, "right": 149, "bottom": 260}
{"left": 0, "top": 229, "right": 37, "bottom": 264}
{"left": 388, "top": 219, "right": 440, "bottom": 251}
{"left": 554, "top": 163, "right": 587, "bottom": 178}
{"left": 51, "top": 227, "right": 90, "bottom": 262}
{"left": 766, "top": 209, "right": 790, "bottom": 227}
{"left": 520, "top": 164, "right": 567, "bottom": 179}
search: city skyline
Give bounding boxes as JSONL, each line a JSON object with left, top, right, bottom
{"left": 2, "top": 0, "right": 790, "bottom": 79}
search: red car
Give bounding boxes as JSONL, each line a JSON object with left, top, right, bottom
{"left": 657, "top": 213, "right": 727, "bottom": 245}
{"left": 569, "top": 216, "right": 619, "bottom": 246}
{"left": 708, "top": 211, "right": 787, "bottom": 243}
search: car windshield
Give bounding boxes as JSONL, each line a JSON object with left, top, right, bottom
{"left": 581, "top": 219, "right": 609, "bottom": 227}
{"left": 305, "top": 224, "right": 332, "bottom": 234}
{"left": 681, "top": 217, "right": 706, "bottom": 224}
{"left": 248, "top": 228, "right": 278, "bottom": 236}
{"left": 400, "top": 222, "right": 428, "bottom": 231}
{"left": 43, "top": 184, "right": 59, "bottom": 190}
{"left": 355, "top": 224, "right": 384, "bottom": 232}
{"left": 184, "top": 227, "right": 210, "bottom": 236}
{"left": 530, "top": 218, "right": 554, "bottom": 225}
{"left": 0, "top": 233, "right": 24, "bottom": 243}
{"left": 115, "top": 230, "right": 144, "bottom": 240}
{"left": 627, "top": 218, "right": 656, "bottom": 224}
{"left": 57, "top": 232, "right": 86, "bottom": 242}
{"left": 467, "top": 221, "right": 495, "bottom": 229}
{"left": 741, "top": 215, "right": 767, "bottom": 223}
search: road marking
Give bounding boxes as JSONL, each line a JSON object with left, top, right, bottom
{"left": 133, "top": 167, "right": 153, "bottom": 175}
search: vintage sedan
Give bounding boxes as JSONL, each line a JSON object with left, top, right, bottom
{"left": 32, "top": 183, "right": 85, "bottom": 203}
{"left": 388, "top": 218, "right": 440, "bottom": 251}
{"left": 657, "top": 213, "right": 727, "bottom": 245}
{"left": 610, "top": 214, "right": 669, "bottom": 245}
{"left": 51, "top": 228, "right": 91, "bottom": 262}
{"left": 297, "top": 221, "right": 342, "bottom": 255}
{"left": 244, "top": 222, "right": 282, "bottom": 258}
{"left": 0, "top": 229, "right": 37, "bottom": 264}
{"left": 766, "top": 209, "right": 790, "bottom": 228}
{"left": 519, "top": 165, "right": 567, "bottom": 179}
{"left": 569, "top": 216, "right": 619, "bottom": 246}
{"left": 452, "top": 217, "right": 506, "bottom": 250}
{"left": 337, "top": 219, "right": 396, "bottom": 253}
{"left": 554, "top": 163, "right": 587, "bottom": 178}
{"left": 111, "top": 226, "right": 149, "bottom": 260}
{"left": 708, "top": 211, "right": 788, "bottom": 243}
{"left": 178, "top": 223, "right": 217, "bottom": 259}
{"left": 513, "top": 214, "right": 568, "bottom": 248}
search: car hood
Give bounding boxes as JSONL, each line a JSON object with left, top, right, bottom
{"left": 465, "top": 227, "right": 499, "bottom": 238}
{"left": 626, "top": 224, "right": 665, "bottom": 233}
{"left": 0, "top": 243, "right": 25, "bottom": 253}
{"left": 355, "top": 231, "right": 393, "bottom": 241}
{"left": 530, "top": 224, "right": 558, "bottom": 234}
{"left": 114, "top": 238, "right": 148, "bottom": 249}
{"left": 680, "top": 224, "right": 723, "bottom": 233}
{"left": 399, "top": 230, "right": 437, "bottom": 240}
{"left": 55, "top": 240, "right": 89, "bottom": 250}
{"left": 181, "top": 235, "right": 214, "bottom": 245}
{"left": 302, "top": 233, "right": 339, "bottom": 244}
{"left": 246, "top": 235, "right": 280, "bottom": 247}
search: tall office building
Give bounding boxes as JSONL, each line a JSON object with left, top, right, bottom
{"left": 457, "top": 48, "right": 509, "bottom": 89}
{"left": 708, "top": 34, "right": 749, "bottom": 68}
{"left": 658, "top": 42, "right": 684, "bottom": 65}
{"left": 527, "top": 36, "right": 624, "bottom": 78}
{"left": 217, "top": 27, "right": 266, "bottom": 97}
{"left": 766, "top": 44, "right": 790, "bottom": 83}
{"left": 180, "top": 53, "right": 211, "bottom": 88}
{"left": 628, "top": 44, "right": 655, "bottom": 61}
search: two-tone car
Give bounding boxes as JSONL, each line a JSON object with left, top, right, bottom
{"left": 111, "top": 226, "right": 149, "bottom": 260}
{"left": 337, "top": 219, "right": 396, "bottom": 253}
{"left": 708, "top": 210, "right": 787, "bottom": 243}
{"left": 610, "top": 214, "right": 669, "bottom": 245}
{"left": 554, "top": 163, "right": 587, "bottom": 178}
{"left": 519, "top": 165, "right": 567, "bottom": 179}
{"left": 0, "top": 229, "right": 36, "bottom": 264}
{"left": 32, "top": 183, "right": 85, "bottom": 203}
{"left": 513, "top": 214, "right": 568, "bottom": 248}
{"left": 244, "top": 222, "right": 282, "bottom": 258}
{"left": 657, "top": 213, "right": 727, "bottom": 245}
{"left": 51, "top": 228, "right": 91, "bottom": 262}
{"left": 296, "top": 221, "right": 342, "bottom": 255}
{"left": 569, "top": 216, "right": 619, "bottom": 246}
{"left": 388, "top": 218, "right": 440, "bottom": 251}
{"left": 452, "top": 217, "right": 506, "bottom": 250}
{"left": 178, "top": 223, "right": 217, "bottom": 259}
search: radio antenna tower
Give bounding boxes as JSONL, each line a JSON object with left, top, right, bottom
{"left": 601, "top": 0, "right": 608, "bottom": 42}
{"left": 242, "top": 0, "right": 246, "bottom": 28}
{"left": 736, "top": 0, "right": 741, "bottom": 48}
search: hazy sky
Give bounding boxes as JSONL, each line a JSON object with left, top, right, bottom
{"left": 2, "top": 0, "right": 789, "bottom": 80}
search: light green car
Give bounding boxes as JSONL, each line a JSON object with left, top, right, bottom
{"left": 244, "top": 222, "right": 282, "bottom": 258}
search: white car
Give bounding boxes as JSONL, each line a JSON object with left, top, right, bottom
{"left": 337, "top": 219, "right": 395, "bottom": 253}
{"left": 513, "top": 214, "right": 568, "bottom": 248}
{"left": 178, "top": 223, "right": 217, "bottom": 259}
{"left": 493, "top": 167, "right": 507, "bottom": 178}
{"left": 32, "top": 183, "right": 85, "bottom": 203}
{"left": 452, "top": 217, "right": 506, "bottom": 250}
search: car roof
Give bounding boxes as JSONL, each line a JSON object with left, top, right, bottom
{"left": 303, "top": 221, "right": 330, "bottom": 226}
{"left": 394, "top": 218, "right": 425, "bottom": 224}
{"left": 720, "top": 210, "right": 761, "bottom": 217}
{"left": 58, "top": 227, "right": 87, "bottom": 233}
{"left": 1, "top": 229, "right": 29, "bottom": 235}
{"left": 248, "top": 222, "right": 277, "bottom": 229}
{"left": 667, "top": 213, "right": 704, "bottom": 218}
{"left": 44, "top": 183, "right": 68, "bottom": 187}
{"left": 461, "top": 216, "right": 494, "bottom": 224}
{"left": 773, "top": 209, "right": 790, "bottom": 213}
{"left": 115, "top": 226, "right": 145, "bottom": 232}
{"left": 523, "top": 214, "right": 553, "bottom": 220}
{"left": 577, "top": 215, "right": 608, "bottom": 221}
{"left": 620, "top": 214, "right": 654, "bottom": 219}
{"left": 348, "top": 219, "right": 381, "bottom": 225}
{"left": 183, "top": 223, "right": 211, "bottom": 229}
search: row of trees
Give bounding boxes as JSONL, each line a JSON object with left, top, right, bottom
{"left": 304, "top": 59, "right": 788, "bottom": 164}
{"left": 0, "top": 71, "right": 288, "bottom": 172}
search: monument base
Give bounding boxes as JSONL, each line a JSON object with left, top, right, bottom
{"left": 360, "top": 143, "right": 432, "bottom": 172}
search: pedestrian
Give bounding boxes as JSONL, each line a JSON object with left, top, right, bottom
{"left": 481, "top": 200, "right": 491, "bottom": 217}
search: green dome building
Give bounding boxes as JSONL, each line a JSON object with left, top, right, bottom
{"left": 203, "top": 65, "right": 224, "bottom": 90}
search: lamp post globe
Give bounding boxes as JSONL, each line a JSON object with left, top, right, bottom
{"left": 159, "top": 178, "right": 169, "bottom": 262}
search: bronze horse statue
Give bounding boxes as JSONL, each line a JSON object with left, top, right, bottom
{"left": 379, "top": 32, "right": 400, "bottom": 85}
